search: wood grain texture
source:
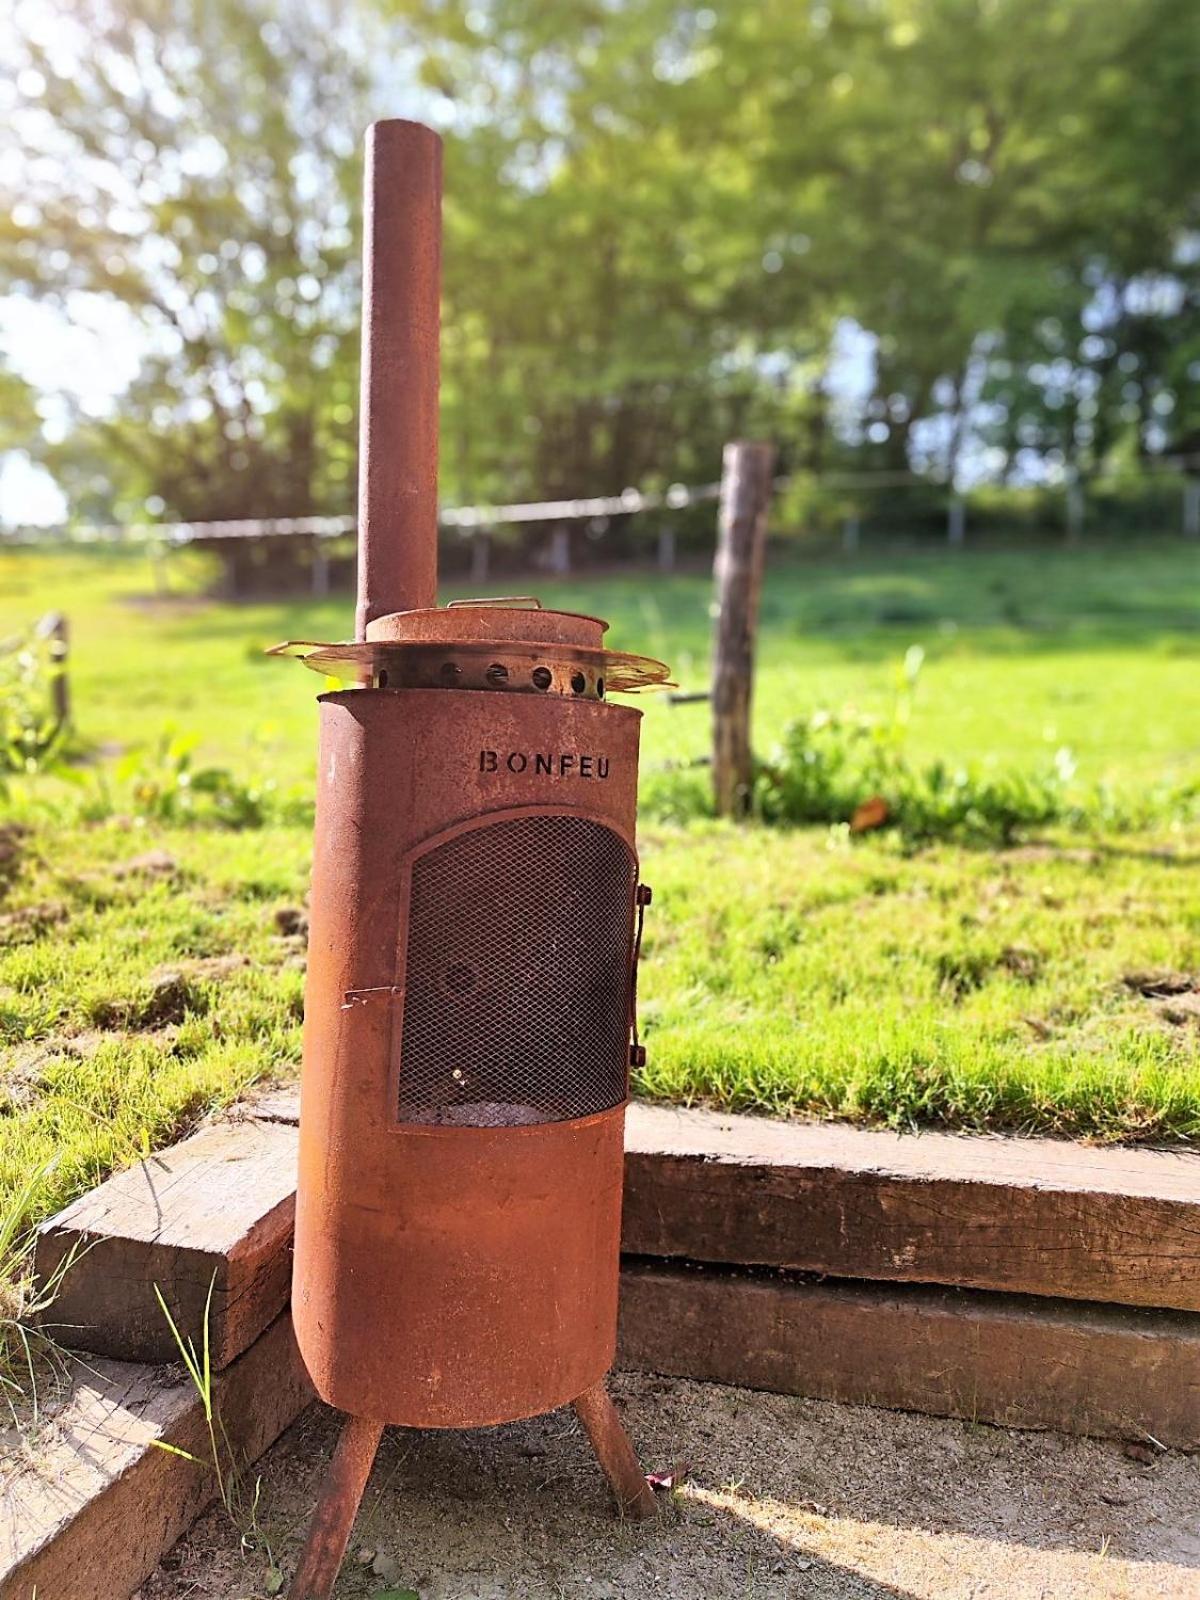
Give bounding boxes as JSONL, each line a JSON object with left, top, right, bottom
{"left": 617, "top": 1263, "right": 1200, "bottom": 1449}
{"left": 35, "top": 1117, "right": 299, "bottom": 1368}
{"left": 710, "top": 440, "right": 775, "bottom": 816}
{"left": 0, "top": 1311, "right": 313, "bottom": 1600}
{"left": 623, "top": 1103, "right": 1200, "bottom": 1312}
{"left": 34, "top": 1094, "right": 1200, "bottom": 1379}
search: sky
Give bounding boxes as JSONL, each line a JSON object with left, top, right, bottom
{"left": 0, "top": 281, "right": 885, "bottom": 527}
{"left": 1, "top": 292, "right": 148, "bottom": 524}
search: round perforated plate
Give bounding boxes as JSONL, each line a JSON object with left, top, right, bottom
{"left": 267, "top": 637, "right": 673, "bottom": 694}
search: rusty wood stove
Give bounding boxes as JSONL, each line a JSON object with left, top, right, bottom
{"left": 276, "top": 120, "right": 666, "bottom": 1599}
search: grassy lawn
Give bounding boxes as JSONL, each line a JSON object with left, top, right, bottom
{"left": 2, "top": 537, "right": 1198, "bottom": 787}
{"left": 0, "top": 536, "right": 1198, "bottom": 1243}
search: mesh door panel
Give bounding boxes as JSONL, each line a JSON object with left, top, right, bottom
{"left": 397, "top": 813, "right": 636, "bottom": 1127}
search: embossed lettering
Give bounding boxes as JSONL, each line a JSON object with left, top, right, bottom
{"left": 478, "top": 749, "right": 610, "bottom": 778}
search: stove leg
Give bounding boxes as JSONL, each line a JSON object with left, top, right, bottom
{"left": 573, "top": 1378, "right": 658, "bottom": 1520}
{"left": 290, "top": 1411, "right": 385, "bottom": 1599}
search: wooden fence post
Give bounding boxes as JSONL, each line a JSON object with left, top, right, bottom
{"left": 1066, "top": 483, "right": 1085, "bottom": 543}
{"left": 150, "top": 539, "right": 169, "bottom": 596}
{"left": 36, "top": 611, "right": 70, "bottom": 729}
{"left": 311, "top": 540, "right": 331, "bottom": 598}
{"left": 947, "top": 497, "right": 965, "bottom": 546}
{"left": 470, "top": 531, "right": 491, "bottom": 585}
{"left": 1183, "top": 480, "right": 1199, "bottom": 540}
{"left": 712, "top": 440, "right": 775, "bottom": 818}
{"left": 548, "top": 525, "right": 571, "bottom": 576}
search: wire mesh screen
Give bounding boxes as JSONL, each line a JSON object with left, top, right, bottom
{"left": 397, "top": 813, "right": 637, "bottom": 1127}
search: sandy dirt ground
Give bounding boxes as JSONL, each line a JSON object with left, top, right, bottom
{"left": 141, "top": 1374, "right": 1200, "bottom": 1600}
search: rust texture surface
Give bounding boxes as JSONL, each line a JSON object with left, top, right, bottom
{"left": 396, "top": 811, "right": 637, "bottom": 1126}
{"left": 288, "top": 1414, "right": 385, "bottom": 1600}
{"left": 292, "top": 117, "right": 655, "bottom": 1547}
{"left": 354, "top": 120, "right": 442, "bottom": 636}
{"left": 366, "top": 603, "right": 608, "bottom": 648}
{"left": 572, "top": 1380, "right": 658, "bottom": 1520}
{"left": 292, "top": 687, "right": 643, "bottom": 1427}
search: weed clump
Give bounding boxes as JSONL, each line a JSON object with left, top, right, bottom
{"left": 0, "top": 624, "right": 73, "bottom": 784}
{"left": 98, "top": 731, "right": 312, "bottom": 830}
{"left": 0, "top": 825, "right": 26, "bottom": 895}
{"left": 757, "top": 711, "right": 1071, "bottom": 844}
{"left": 645, "top": 647, "right": 1196, "bottom": 845}
{"left": 756, "top": 646, "right": 1070, "bottom": 844}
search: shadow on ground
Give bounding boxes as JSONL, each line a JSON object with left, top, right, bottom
{"left": 143, "top": 1373, "right": 1200, "bottom": 1600}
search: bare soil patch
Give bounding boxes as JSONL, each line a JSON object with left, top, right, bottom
{"left": 142, "top": 1375, "right": 1200, "bottom": 1600}
{"left": 0, "top": 824, "right": 27, "bottom": 895}
{"left": 1123, "top": 971, "right": 1200, "bottom": 1031}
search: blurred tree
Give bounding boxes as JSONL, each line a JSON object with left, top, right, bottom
{"left": 970, "top": 0, "right": 1200, "bottom": 483}
{"left": 342, "top": 0, "right": 1200, "bottom": 505}
{"left": 704, "top": 0, "right": 1199, "bottom": 483}
{"left": 3, "top": 0, "right": 1197, "bottom": 533}
{"left": 412, "top": 0, "right": 826, "bottom": 507}
{"left": 0, "top": 364, "right": 39, "bottom": 455}
{"left": 2, "top": 0, "right": 370, "bottom": 521}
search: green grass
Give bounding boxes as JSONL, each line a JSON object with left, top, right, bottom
{"left": 0, "top": 537, "right": 1198, "bottom": 1253}
{"left": 2, "top": 538, "right": 1198, "bottom": 788}
{"left": 639, "top": 821, "right": 1200, "bottom": 1137}
{"left": 0, "top": 823, "right": 308, "bottom": 1239}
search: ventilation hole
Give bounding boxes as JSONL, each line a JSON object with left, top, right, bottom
{"left": 531, "top": 666, "right": 553, "bottom": 691}
{"left": 377, "top": 670, "right": 389, "bottom": 688}
{"left": 486, "top": 662, "right": 509, "bottom": 687}
{"left": 570, "top": 672, "right": 587, "bottom": 695}
{"left": 440, "top": 661, "right": 462, "bottom": 683}
{"left": 596, "top": 677, "right": 605, "bottom": 698}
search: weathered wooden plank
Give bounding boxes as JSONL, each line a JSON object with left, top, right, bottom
{"left": 0, "top": 1310, "right": 313, "bottom": 1600}
{"left": 617, "top": 1263, "right": 1200, "bottom": 1450}
{"left": 37, "top": 1096, "right": 1200, "bottom": 1375}
{"left": 35, "top": 1116, "right": 298, "bottom": 1369}
{"left": 622, "top": 1103, "right": 1200, "bottom": 1312}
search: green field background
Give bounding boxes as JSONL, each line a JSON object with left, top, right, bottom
{"left": 3, "top": 539, "right": 1197, "bottom": 789}
{"left": 0, "top": 538, "right": 1198, "bottom": 1244}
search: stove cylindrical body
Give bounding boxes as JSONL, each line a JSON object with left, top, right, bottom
{"left": 293, "top": 669, "right": 643, "bottom": 1428}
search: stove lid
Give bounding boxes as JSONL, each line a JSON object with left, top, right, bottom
{"left": 269, "top": 596, "right": 673, "bottom": 693}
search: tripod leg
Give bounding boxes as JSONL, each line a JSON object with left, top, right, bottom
{"left": 290, "top": 1411, "right": 385, "bottom": 1599}
{"left": 573, "top": 1378, "right": 657, "bottom": 1521}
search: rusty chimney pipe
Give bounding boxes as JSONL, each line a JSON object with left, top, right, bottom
{"left": 354, "top": 119, "right": 442, "bottom": 638}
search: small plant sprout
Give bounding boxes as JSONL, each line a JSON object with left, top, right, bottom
{"left": 151, "top": 1273, "right": 221, "bottom": 1501}
{"left": 0, "top": 1156, "right": 76, "bottom": 1427}
{"left": 151, "top": 1271, "right": 280, "bottom": 1576}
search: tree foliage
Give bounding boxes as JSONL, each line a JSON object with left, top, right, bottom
{"left": 2, "top": 0, "right": 1196, "bottom": 527}
{"left": 3, "top": 0, "right": 370, "bottom": 518}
